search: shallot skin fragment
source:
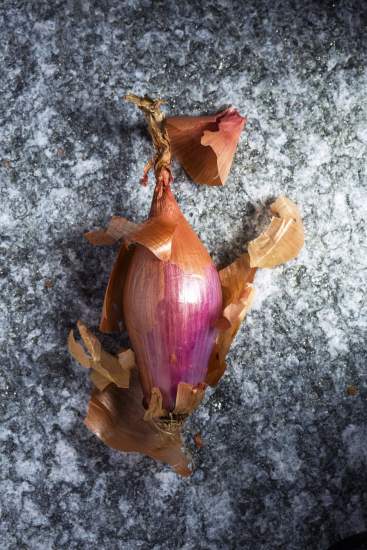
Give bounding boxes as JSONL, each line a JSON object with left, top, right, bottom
{"left": 166, "top": 107, "right": 246, "bottom": 186}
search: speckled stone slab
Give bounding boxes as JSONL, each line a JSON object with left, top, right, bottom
{"left": 1, "top": 1, "right": 367, "bottom": 549}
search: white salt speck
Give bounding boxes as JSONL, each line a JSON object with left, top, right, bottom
{"left": 305, "top": 135, "right": 331, "bottom": 167}
{"left": 251, "top": 269, "right": 279, "bottom": 310}
{"left": 50, "top": 440, "right": 85, "bottom": 484}
{"left": 72, "top": 157, "right": 103, "bottom": 178}
{"left": 154, "top": 470, "right": 181, "bottom": 497}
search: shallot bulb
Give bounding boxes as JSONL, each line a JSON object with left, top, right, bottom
{"left": 123, "top": 182, "right": 222, "bottom": 411}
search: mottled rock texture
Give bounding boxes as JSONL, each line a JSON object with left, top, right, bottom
{"left": 1, "top": 1, "right": 367, "bottom": 549}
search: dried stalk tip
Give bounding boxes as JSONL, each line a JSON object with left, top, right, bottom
{"left": 125, "top": 93, "right": 172, "bottom": 186}
{"left": 166, "top": 107, "right": 246, "bottom": 186}
{"left": 248, "top": 196, "right": 304, "bottom": 268}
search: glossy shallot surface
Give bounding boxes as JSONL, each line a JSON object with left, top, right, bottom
{"left": 123, "top": 185, "right": 222, "bottom": 411}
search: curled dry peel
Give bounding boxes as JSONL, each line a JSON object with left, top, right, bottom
{"left": 68, "top": 95, "right": 304, "bottom": 476}
{"left": 248, "top": 197, "right": 304, "bottom": 268}
{"left": 165, "top": 107, "right": 246, "bottom": 186}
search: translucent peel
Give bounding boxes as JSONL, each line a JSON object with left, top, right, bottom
{"left": 68, "top": 323, "right": 192, "bottom": 476}
{"left": 200, "top": 109, "right": 246, "bottom": 185}
{"left": 248, "top": 197, "right": 304, "bottom": 268}
{"left": 206, "top": 196, "right": 304, "bottom": 386}
{"left": 85, "top": 369, "right": 192, "bottom": 477}
{"left": 85, "top": 215, "right": 177, "bottom": 262}
{"left": 206, "top": 253, "right": 256, "bottom": 386}
{"left": 166, "top": 107, "right": 246, "bottom": 186}
{"left": 126, "top": 217, "right": 177, "bottom": 262}
{"left": 85, "top": 216, "right": 139, "bottom": 245}
{"left": 68, "top": 320, "right": 135, "bottom": 388}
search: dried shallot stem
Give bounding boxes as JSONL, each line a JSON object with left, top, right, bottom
{"left": 125, "top": 94, "right": 173, "bottom": 188}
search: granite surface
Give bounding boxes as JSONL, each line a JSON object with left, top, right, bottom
{"left": 1, "top": 1, "right": 367, "bottom": 549}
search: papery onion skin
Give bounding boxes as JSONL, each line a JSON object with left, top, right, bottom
{"left": 166, "top": 107, "right": 246, "bottom": 186}
{"left": 123, "top": 185, "right": 222, "bottom": 411}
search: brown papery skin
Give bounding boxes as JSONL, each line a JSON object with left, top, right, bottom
{"left": 123, "top": 182, "right": 222, "bottom": 411}
{"left": 85, "top": 369, "right": 192, "bottom": 476}
{"left": 166, "top": 108, "right": 246, "bottom": 186}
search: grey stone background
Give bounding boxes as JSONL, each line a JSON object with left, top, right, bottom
{"left": 1, "top": 1, "right": 366, "bottom": 549}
